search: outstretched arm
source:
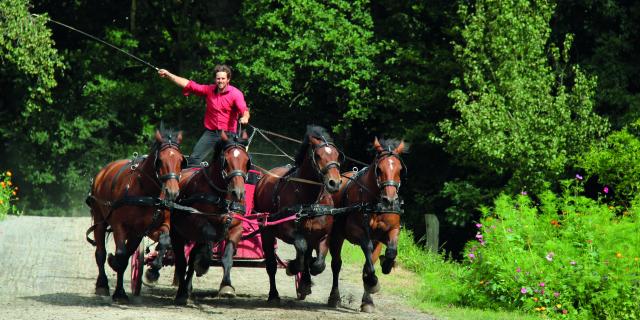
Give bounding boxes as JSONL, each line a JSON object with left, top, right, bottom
{"left": 158, "top": 69, "right": 189, "bottom": 88}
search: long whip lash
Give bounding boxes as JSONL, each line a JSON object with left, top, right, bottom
{"left": 32, "top": 13, "right": 159, "bottom": 71}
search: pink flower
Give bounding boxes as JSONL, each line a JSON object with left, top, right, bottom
{"left": 562, "top": 309, "right": 568, "bottom": 314}
{"left": 539, "top": 282, "right": 545, "bottom": 287}
{"left": 520, "top": 287, "right": 528, "bottom": 294}
{"left": 603, "top": 186, "right": 609, "bottom": 194}
{"left": 475, "top": 233, "right": 483, "bottom": 240}
{"left": 521, "top": 191, "right": 528, "bottom": 195}
{"left": 475, "top": 223, "right": 482, "bottom": 228}
{"left": 468, "top": 253, "right": 475, "bottom": 259}
{"left": 554, "top": 292, "right": 560, "bottom": 298}
{"left": 576, "top": 174, "right": 583, "bottom": 180}
{"left": 516, "top": 267, "right": 521, "bottom": 273}
{"left": 570, "top": 260, "right": 576, "bottom": 266}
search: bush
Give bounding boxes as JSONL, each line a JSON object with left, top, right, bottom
{"left": 461, "top": 180, "right": 640, "bottom": 319}
{"left": 0, "top": 170, "right": 21, "bottom": 219}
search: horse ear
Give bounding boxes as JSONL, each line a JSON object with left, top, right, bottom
{"left": 309, "top": 135, "right": 321, "bottom": 145}
{"left": 155, "top": 130, "right": 163, "bottom": 143}
{"left": 221, "top": 131, "right": 229, "bottom": 141}
{"left": 394, "top": 140, "right": 405, "bottom": 154}
{"left": 177, "top": 131, "right": 183, "bottom": 144}
{"left": 241, "top": 129, "right": 248, "bottom": 140}
{"left": 373, "top": 137, "right": 383, "bottom": 152}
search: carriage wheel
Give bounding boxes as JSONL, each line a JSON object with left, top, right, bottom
{"left": 130, "top": 240, "right": 145, "bottom": 296}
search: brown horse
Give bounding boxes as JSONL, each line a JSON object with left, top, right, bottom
{"left": 169, "top": 131, "right": 250, "bottom": 305}
{"left": 328, "top": 137, "right": 406, "bottom": 312}
{"left": 86, "top": 128, "right": 185, "bottom": 303}
{"left": 253, "top": 125, "right": 343, "bottom": 302}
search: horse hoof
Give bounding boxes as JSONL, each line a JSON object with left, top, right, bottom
{"left": 175, "top": 295, "right": 188, "bottom": 306}
{"left": 112, "top": 294, "right": 129, "bottom": 304}
{"left": 95, "top": 287, "right": 110, "bottom": 296}
{"left": 267, "top": 295, "right": 281, "bottom": 305}
{"left": 361, "top": 303, "right": 375, "bottom": 313}
{"left": 327, "top": 296, "right": 341, "bottom": 308}
{"left": 218, "top": 285, "right": 236, "bottom": 298}
{"left": 143, "top": 268, "right": 159, "bottom": 287}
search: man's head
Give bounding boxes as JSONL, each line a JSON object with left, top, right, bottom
{"left": 214, "top": 64, "right": 232, "bottom": 92}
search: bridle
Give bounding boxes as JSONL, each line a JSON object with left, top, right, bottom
{"left": 219, "top": 143, "right": 250, "bottom": 182}
{"left": 373, "top": 151, "right": 406, "bottom": 192}
{"left": 309, "top": 136, "right": 343, "bottom": 177}
{"left": 154, "top": 139, "right": 184, "bottom": 184}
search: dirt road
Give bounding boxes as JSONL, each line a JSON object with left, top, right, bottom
{"left": 0, "top": 216, "right": 434, "bottom": 320}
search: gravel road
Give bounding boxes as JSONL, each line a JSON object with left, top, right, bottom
{"left": 0, "top": 216, "right": 435, "bottom": 320}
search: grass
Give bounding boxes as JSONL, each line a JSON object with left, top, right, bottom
{"left": 338, "top": 231, "right": 541, "bottom": 320}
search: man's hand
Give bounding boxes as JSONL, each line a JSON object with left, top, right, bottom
{"left": 239, "top": 116, "right": 249, "bottom": 125}
{"left": 158, "top": 69, "right": 171, "bottom": 78}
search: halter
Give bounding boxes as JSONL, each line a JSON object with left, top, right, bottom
{"left": 154, "top": 137, "right": 184, "bottom": 183}
{"left": 219, "top": 143, "right": 250, "bottom": 182}
{"left": 373, "top": 151, "right": 405, "bottom": 190}
{"left": 309, "top": 136, "right": 342, "bottom": 177}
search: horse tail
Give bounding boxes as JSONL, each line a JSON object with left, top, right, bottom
{"left": 85, "top": 224, "right": 98, "bottom": 246}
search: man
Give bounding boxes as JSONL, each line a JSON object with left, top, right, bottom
{"left": 158, "top": 64, "right": 250, "bottom": 166}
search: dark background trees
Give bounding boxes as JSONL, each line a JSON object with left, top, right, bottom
{"left": 2, "top": 0, "right": 639, "bottom": 257}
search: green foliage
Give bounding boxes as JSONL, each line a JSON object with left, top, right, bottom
{"left": 236, "top": 0, "right": 379, "bottom": 129}
{"left": 0, "top": 171, "right": 21, "bottom": 219}
{"left": 462, "top": 186, "right": 640, "bottom": 318}
{"left": 440, "top": 0, "right": 608, "bottom": 192}
{"left": 578, "top": 120, "right": 640, "bottom": 204}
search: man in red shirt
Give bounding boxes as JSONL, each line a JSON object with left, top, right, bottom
{"left": 159, "top": 65, "right": 250, "bottom": 166}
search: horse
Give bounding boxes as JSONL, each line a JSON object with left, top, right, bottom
{"left": 327, "top": 137, "right": 406, "bottom": 312}
{"left": 253, "top": 125, "right": 343, "bottom": 302}
{"left": 169, "top": 131, "right": 250, "bottom": 305}
{"left": 86, "top": 128, "right": 185, "bottom": 303}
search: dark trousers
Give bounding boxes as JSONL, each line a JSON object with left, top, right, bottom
{"left": 188, "top": 130, "right": 234, "bottom": 167}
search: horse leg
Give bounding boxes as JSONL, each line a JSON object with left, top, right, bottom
{"left": 327, "top": 234, "right": 344, "bottom": 307}
{"left": 310, "top": 234, "right": 329, "bottom": 276}
{"left": 261, "top": 231, "right": 280, "bottom": 303}
{"left": 144, "top": 231, "right": 171, "bottom": 285}
{"left": 361, "top": 237, "right": 380, "bottom": 294}
{"left": 92, "top": 214, "right": 110, "bottom": 296}
{"left": 380, "top": 229, "right": 399, "bottom": 274}
{"left": 296, "top": 250, "right": 313, "bottom": 300}
{"left": 218, "top": 241, "right": 236, "bottom": 298}
{"left": 173, "top": 237, "right": 189, "bottom": 305}
{"left": 108, "top": 228, "right": 133, "bottom": 303}
{"left": 193, "top": 224, "right": 216, "bottom": 277}
{"left": 286, "top": 232, "right": 307, "bottom": 276}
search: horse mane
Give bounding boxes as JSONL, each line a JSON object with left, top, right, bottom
{"left": 377, "top": 138, "right": 409, "bottom": 154}
{"left": 152, "top": 126, "right": 182, "bottom": 151}
{"left": 294, "top": 125, "right": 333, "bottom": 166}
{"left": 213, "top": 133, "right": 248, "bottom": 160}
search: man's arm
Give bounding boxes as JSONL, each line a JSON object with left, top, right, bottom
{"left": 158, "top": 69, "right": 189, "bottom": 88}
{"left": 239, "top": 110, "right": 250, "bottom": 124}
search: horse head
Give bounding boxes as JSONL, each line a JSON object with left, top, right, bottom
{"left": 372, "top": 137, "right": 406, "bottom": 210}
{"left": 297, "top": 125, "right": 342, "bottom": 193}
{"left": 218, "top": 131, "right": 250, "bottom": 202}
{"left": 154, "top": 129, "right": 184, "bottom": 201}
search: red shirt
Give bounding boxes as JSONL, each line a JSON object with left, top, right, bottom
{"left": 182, "top": 81, "right": 248, "bottom": 132}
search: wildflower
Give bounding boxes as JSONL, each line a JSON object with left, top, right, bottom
{"left": 7, "top": 181, "right": 11, "bottom": 186}
{"left": 553, "top": 292, "right": 560, "bottom": 298}
{"left": 550, "top": 219, "right": 559, "bottom": 227}
{"left": 534, "top": 307, "right": 541, "bottom": 311}
{"left": 479, "top": 280, "right": 485, "bottom": 285}
{"left": 12, "top": 191, "right": 16, "bottom": 196}
{"left": 468, "top": 253, "right": 475, "bottom": 260}
{"left": 6, "top": 171, "right": 11, "bottom": 177}
{"left": 562, "top": 309, "right": 568, "bottom": 315}
{"left": 520, "top": 287, "right": 527, "bottom": 294}
{"left": 539, "top": 282, "right": 545, "bottom": 287}
{"left": 635, "top": 257, "right": 638, "bottom": 262}
{"left": 0, "top": 199, "right": 3, "bottom": 205}
{"left": 533, "top": 297, "right": 538, "bottom": 302}
{"left": 475, "top": 233, "right": 483, "bottom": 240}
{"left": 540, "top": 289, "right": 545, "bottom": 295}
{"left": 556, "top": 304, "right": 562, "bottom": 309}
{"left": 0, "top": 182, "right": 4, "bottom": 188}
{"left": 521, "top": 191, "right": 528, "bottom": 195}
{"left": 616, "top": 252, "right": 623, "bottom": 259}
{"left": 540, "top": 306, "right": 546, "bottom": 311}
{"left": 546, "top": 252, "right": 555, "bottom": 262}
{"left": 603, "top": 186, "right": 609, "bottom": 194}
{"left": 570, "top": 261, "right": 576, "bottom": 266}
{"left": 475, "top": 223, "right": 482, "bottom": 228}
{"left": 575, "top": 174, "right": 583, "bottom": 180}
{"left": 507, "top": 228, "right": 513, "bottom": 233}
{"left": 516, "top": 267, "right": 521, "bottom": 273}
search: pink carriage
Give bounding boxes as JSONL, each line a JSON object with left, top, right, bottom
{"left": 130, "top": 169, "right": 298, "bottom": 296}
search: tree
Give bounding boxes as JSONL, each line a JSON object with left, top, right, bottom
{"left": 439, "top": 0, "right": 608, "bottom": 223}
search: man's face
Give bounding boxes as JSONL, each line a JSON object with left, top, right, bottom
{"left": 215, "top": 71, "right": 230, "bottom": 92}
